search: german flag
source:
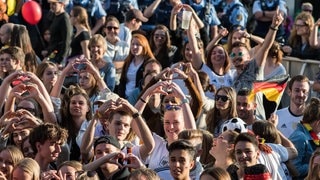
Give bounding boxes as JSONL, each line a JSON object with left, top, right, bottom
{"left": 250, "top": 75, "right": 290, "bottom": 119}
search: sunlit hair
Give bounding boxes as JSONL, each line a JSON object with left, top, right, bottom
{"left": 149, "top": 24, "right": 171, "bottom": 50}
{"left": 58, "top": 160, "right": 83, "bottom": 172}
{"left": 13, "top": 158, "right": 40, "bottom": 180}
{"left": 200, "top": 167, "right": 231, "bottom": 180}
{"left": 222, "top": 130, "right": 239, "bottom": 161}
{"left": 197, "top": 71, "right": 215, "bottom": 93}
{"left": 306, "top": 150, "right": 320, "bottom": 180}
{"left": 0, "top": 146, "right": 24, "bottom": 169}
{"left": 128, "top": 168, "right": 160, "bottom": 180}
{"left": 288, "top": 11, "right": 314, "bottom": 47}
{"left": 108, "top": 110, "right": 136, "bottom": 142}
{"left": 178, "top": 129, "right": 203, "bottom": 155}
{"left": 29, "top": 123, "right": 68, "bottom": 154}
{"left": 71, "top": 6, "right": 91, "bottom": 34}
{"left": 10, "top": 24, "right": 37, "bottom": 73}
{"left": 182, "top": 37, "right": 204, "bottom": 62}
{"left": 0, "top": 46, "right": 25, "bottom": 69}
{"left": 302, "top": 97, "right": 320, "bottom": 124}
{"left": 227, "top": 28, "right": 251, "bottom": 53}
{"left": 252, "top": 121, "right": 280, "bottom": 144}
{"left": 79, "top": 71, "right": 98, "bottom": 98}
{"left": 120, "top": 34, "right": 155, "bottom": 83}
{"left": 267, "top": 41, "right": 283, "bottom": 64}
{"left": 36, "top": 61, "right": 57, "bottom": 79}
{"left": 288, "top": 75, "right": 309, "bottom": 90}
{"left": 105, "top": 15, "right": 120, "bottom": 26}
{"left": 60, "top": 85, "right": 92, "bottom": 139}
{"left": 89, "top": 34, "right": 107, "bottom": 53}
{"left": 199, "top": 130, "right": 214, "bottom": 165}
{"left": 206, "top": 44, "right": 231, "bottom": 74}
{"left": 206, "top": 87, "right": 237, "bottom": 136}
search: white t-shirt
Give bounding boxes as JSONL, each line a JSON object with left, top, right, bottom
{"left": 276, "top": 107, "right": 303, "bottom": 138}
{"left": 146, "top": 133, "right": 169, "bottom": 170}
{"left": 125, "top": 61, "right": 143, "bottom": 97}
{"left": 258, "top": 143, "right": 288, "bottom": 180}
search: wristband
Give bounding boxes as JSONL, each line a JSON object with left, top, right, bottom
{"left": 140, "top": 98, "right": 147, "bottom": 104}
{"left": 132, "top": 112, "right": 140, "bottom": 119}
{"left": 181, "top": 98, "right": 190, "bottom": 105}
{"left": 269, "top": 26, "right": 278, "bottom": 31}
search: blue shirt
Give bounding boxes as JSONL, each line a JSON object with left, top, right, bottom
{"left": 67, "top": 0, "right": 106, "bottom": 19}
{"left": 186, "top": 0, "right": 221, "bottom": 26}
{"left": 289, "top": 123, "right": 316, "bottom": 178}
{"left": 221, "top": 0, "right": 248, "bottom": 30}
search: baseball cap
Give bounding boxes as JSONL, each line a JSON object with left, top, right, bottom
{"left": 94, "top": 135, "right": 121, "bottom": 150}
{"left": 125, "top": 9, "right": 148, "bottom": 22}
{"left": 48, "top": 0, "right": 69, "bottom": 4}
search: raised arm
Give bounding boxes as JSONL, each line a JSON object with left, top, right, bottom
{"left": 117, "top": 98, "right": 155, "bottom": 161}
{"left": 170, "top": 3, "right": 183, "bottom": 31}
{"left": 50, "top": 60, "right": 75, "bottom": 98}
{"left": 170, "top": 82, "right": 196, "bottom": 129}
{"left": 144, "top": 0, "right": 162, "bottom": 18}
{"left": 187, "top": 17, "right": 205, "bottom": 70}
{"left": 310, "top": 18, "right": 320, "bottom": 48}
{"left": 206, "top": 27, "right": 228, "bottom": 53}
{"left": 254, "top": 7, "right": 284, "bottom": 67}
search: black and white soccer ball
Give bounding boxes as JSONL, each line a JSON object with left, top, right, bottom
{"left": 221, "top": 117, "right": 248, "bottom": 133}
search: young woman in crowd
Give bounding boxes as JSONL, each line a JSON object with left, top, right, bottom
{"left": 149, "top": 24, "right": 180, "bottom": 68}
{"left": 0, "top": 146, "right": 24, "bottom": 180}
{"left": 89, "top": 34, "right": 116, "bottom": 91}
{"left": 11, "top": 158, "right": 40, "bottom": 180}
{"left": 118, "top": 33, "right": 155, "bottom": 98}
{"left": 69, "top": 6, "right": 91, "bottom": 59}
{"left": 206, "top": 87, "right": 237, "bottom": 137}
{"left": 282, "top": 12, "right": 320, "bottom": 59}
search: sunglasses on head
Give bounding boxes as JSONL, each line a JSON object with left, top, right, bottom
{"left": 105, "top": 26, "right": 119, "bottom": 31}
{"left": 229, "top": 52, "right": 244, "bottom": 58}
{"left": 215, "top": 95, "right": 229, "bottom": 102}
{"left": 165, "top": 105, "right": 181, "bottom": 111}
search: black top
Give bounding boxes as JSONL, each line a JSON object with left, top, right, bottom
{"left": 69, "top": 31, "right": 90, "bottom": 58}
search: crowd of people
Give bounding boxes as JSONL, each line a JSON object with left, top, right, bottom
{"left": 0, "top": 0, "right": 319, "bottom": 179}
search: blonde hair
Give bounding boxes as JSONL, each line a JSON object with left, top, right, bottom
{"left": 13, "top": 158, "right": 40, "bottom": 180}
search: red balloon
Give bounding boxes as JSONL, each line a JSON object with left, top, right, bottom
{"left": 22, "top": 1, "right": 42, "bottom": 25}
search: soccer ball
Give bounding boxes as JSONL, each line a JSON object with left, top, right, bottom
{"left": 221, "top": 117, "right": 248, "bottom": 133}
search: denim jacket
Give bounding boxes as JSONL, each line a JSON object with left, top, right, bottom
{"left": 289, "top": 123, "right": 317, "bottom": 178}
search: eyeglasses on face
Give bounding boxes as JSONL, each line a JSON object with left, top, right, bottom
{"left": 105, "top": 26, "right": 119, "bottom": 31}
{"left": 215, "top": 95, "right": 229, "bottom": 102}
{"left": 165, "top": 105, "right": 181, "bottom": 111}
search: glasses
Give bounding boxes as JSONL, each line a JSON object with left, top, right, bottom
{"left": 229, "top": 52, "right": 244, "bottom": 58}
{"left": 165, "top": 105, "right": 181, "bottom": 111}
{"left": 154, "top": 34, "right": 166, "bottom": 39}
{"left": 105, "top": 26, "right": 119, "bottom": 31}
{"left": 215, "top": 95, "right": 229, "bottom": 102}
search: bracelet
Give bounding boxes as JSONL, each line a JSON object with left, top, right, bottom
{"left": 132, "top": 112, "right": 140, "bottom": 119}
{"left": 181, "top": 98, "right": 190, "bottom": 105}
{"left": 140, "top": 98, "right": 147, "bottom": 104}
{"left": 269, "top": 26, "right": 278, "bottom": 31}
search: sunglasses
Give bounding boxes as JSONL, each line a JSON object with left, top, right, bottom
{"left": 105, "top": 26, "right": 119, "bottom": 31}
{"left": 165, "top": 105, "right": 181, "bottom": 111}
{"left": 229, "top": 52, "right": 244, "bottom": 58}
{"left": 215, "top": 95, "right": 229, "bottom": 102}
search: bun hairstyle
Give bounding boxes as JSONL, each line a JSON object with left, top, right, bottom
{"left": 302, "top": 97, "right": 320, "bottom": 124}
